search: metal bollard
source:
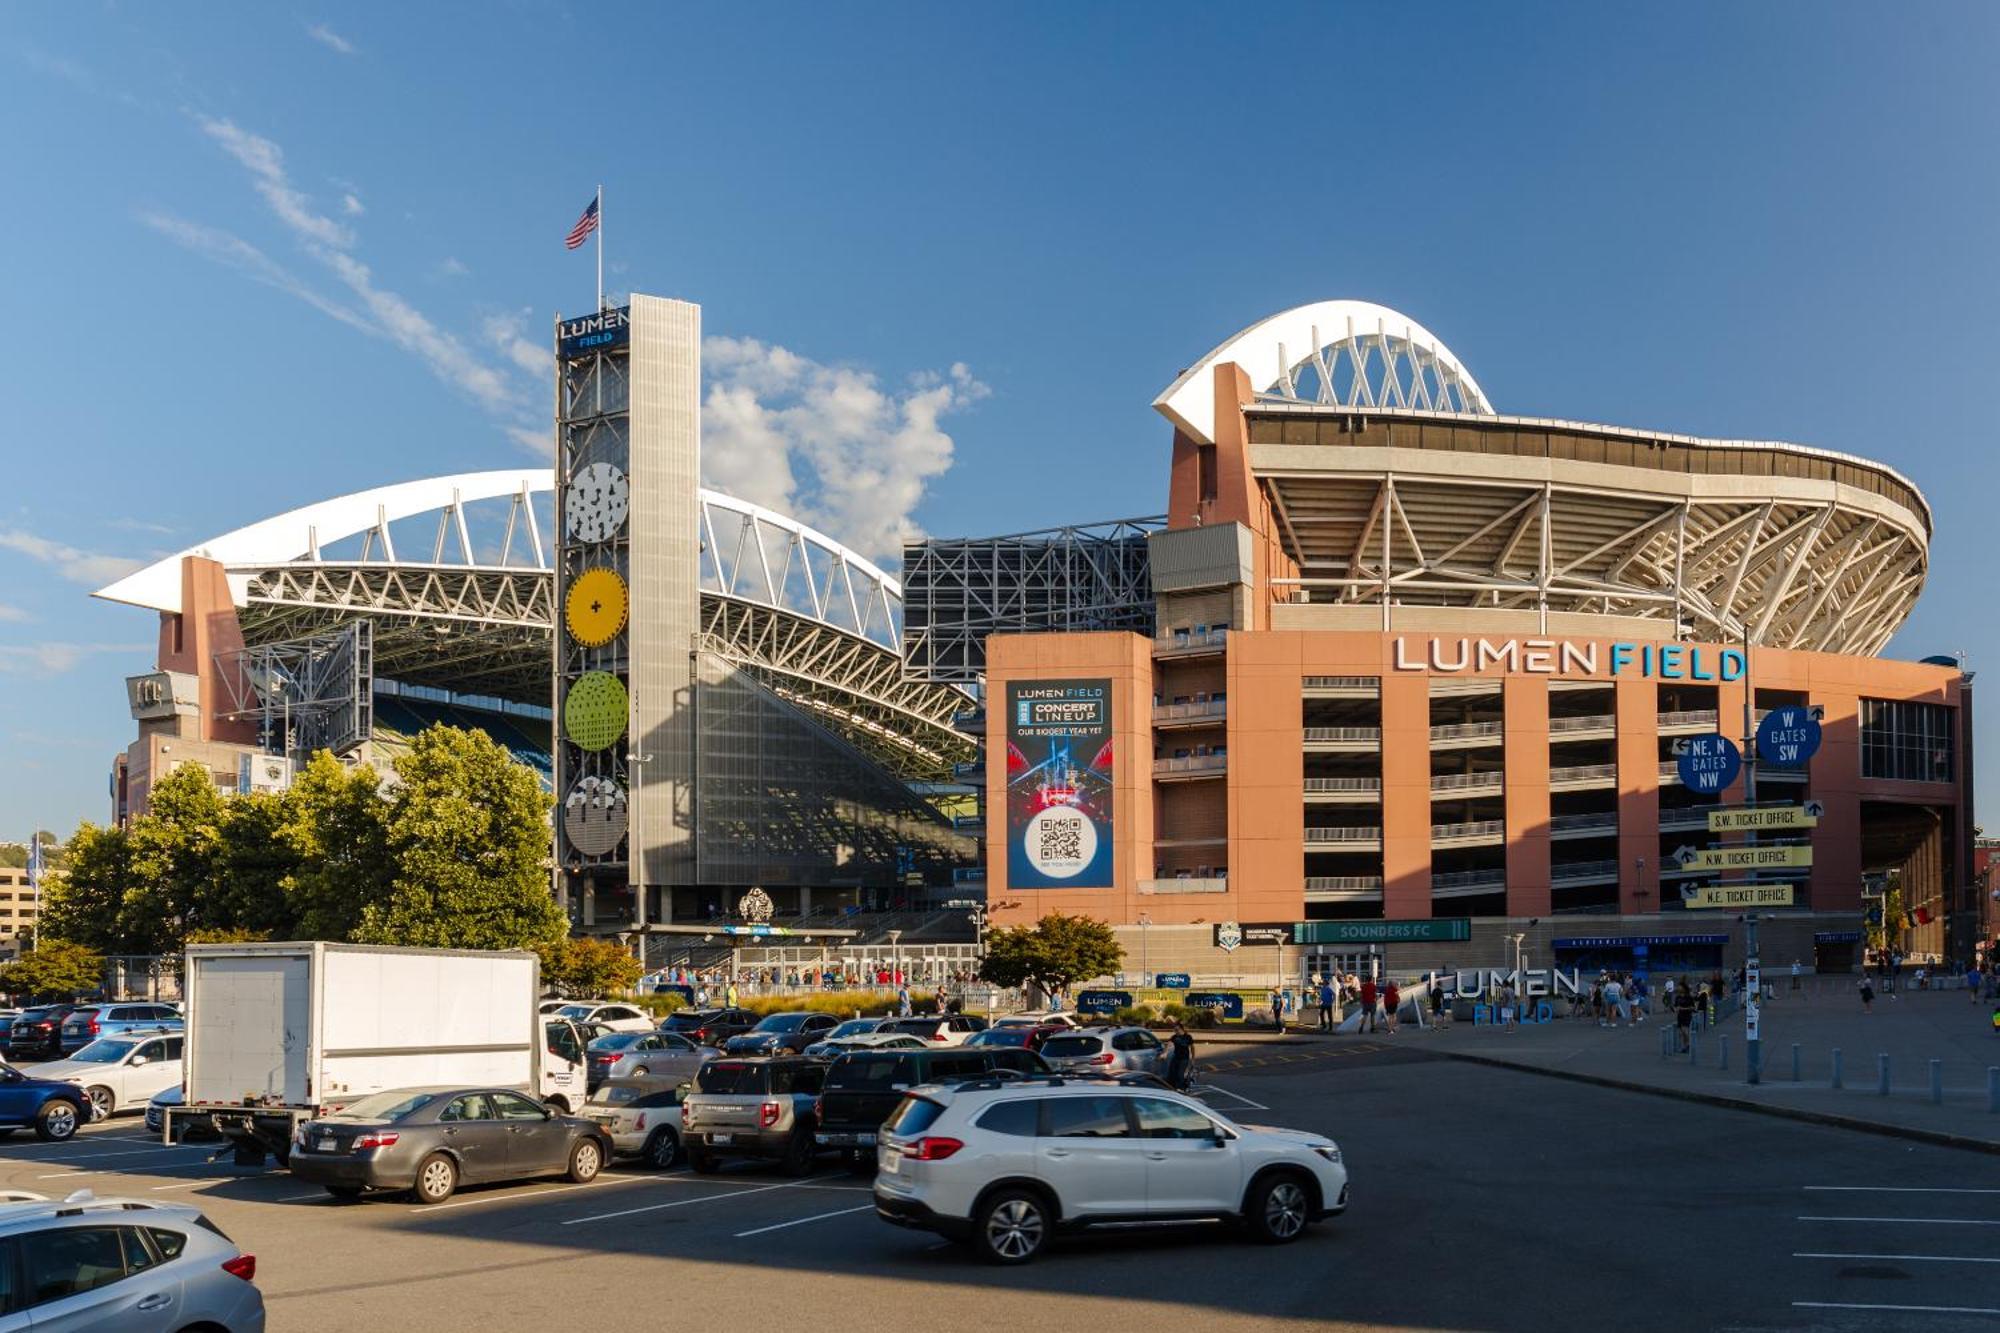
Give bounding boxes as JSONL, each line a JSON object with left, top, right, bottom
{"left": 1878, "top": 1053, "right": 1890, "bottom": 1096}
{"left": 1719, "top": 1034, "right": 1729, "bottom": 1071}
{"left": 1930, "top": 1059, "right": 1943, "bottom": 1106}
{"left": 1791, "top": 1042, "right": 1802, "bottom": 1082}
{"left": 1989, "top": 1067, "right": 1999, "bottom": 1114}
{"left": 1831, "top": 1047, "right": 1843, "bottom": 1089}
{"left": 1660, "top": 1026, "right": 1671, "bottom": 1059}
{"left": 1689, "top": 1030, "right": 1699, "bottom": 1065}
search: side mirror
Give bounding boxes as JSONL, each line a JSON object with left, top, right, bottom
{"left": 130, "top": 1056, "right": 149, "bottom": 1066}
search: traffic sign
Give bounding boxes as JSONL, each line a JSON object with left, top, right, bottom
{"left": 1675, "top": 734, "right": 1741, "bottom": 796}
{"left": 1674, "top": 843, "right": 1814, "bottom": 871}
{"left": 1756, "top": 705, "right": 1824, "bottom": 767}
{"left": 1707, "top": 801, "right": 1822, "bottom": 832}
{"left": 1680, "top": 883, "right": 1797, "bottom": 909}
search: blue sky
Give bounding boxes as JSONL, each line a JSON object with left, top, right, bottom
{"left": 2, "top": 3, "right": 1997, "bottom": 836}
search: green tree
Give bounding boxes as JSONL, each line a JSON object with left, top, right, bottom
{"left": 978, "top": 913, "right": 1124, "bottom": 998}
{"left": 185, "top": 926, "right": 272, "bottom": 944}
{"left": 121, "top": 764, "right": 230, "bottom": 953}
{"left": 38, "top": 824, "right": 134, "bottom": 953}
{"left": 0, "top": 940, "right": 106, "bottom": 1000}
{"left": 280, "top": 751, "right": 393, "bottom": 941}
{"left": 552, "top": 937, "right": 642, "bottom": 998}
{"left": 353, "top": 727, "right": 566, "bottom": 953}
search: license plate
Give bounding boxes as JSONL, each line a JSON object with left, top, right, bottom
{"left": 710, "top": 1133, "right": 732, "bottom": 1146}
{"left": 855, "top": 1132, "right": 876, "bottom": 1146}
{"left": 880, "top": 1147, "right": 901, "bottom": 1174}
{"left": 317, "top": 1136, "right": 335, "bottom": 1152}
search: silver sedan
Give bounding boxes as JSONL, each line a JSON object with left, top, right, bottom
{"left": 588, "top": 1030, "right": 710, "bottom": 1086}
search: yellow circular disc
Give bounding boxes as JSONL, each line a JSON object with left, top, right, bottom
{"left": 565, "top": 567, "right": 628, "bottom": 647}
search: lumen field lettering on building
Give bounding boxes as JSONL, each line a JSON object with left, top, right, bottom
{"left": 1392, "top": 636, "right": 1747, "bottom": 680}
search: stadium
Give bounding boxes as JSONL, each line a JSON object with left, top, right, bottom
{"left": 92, "top": 293, "right": 1981, "bottom": 982}
{"left": 967, "top": 298, "right": 1977, "bottom": 981}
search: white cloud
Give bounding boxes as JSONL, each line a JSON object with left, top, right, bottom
{"left": 506, "top": 424, "right": 552, "bottom": 457}
{"left": 139, "top": 211, "right": 375, "bottom": 335}
{"left": 702, "top": 337, "right": 988, "bottom": 559}
{"left": 181, "top": 117, "right": 527, "bottom": 421}
{"left": 0, "top": 643, "right": 147, "bottom": 674}
{"left": 341, "top": 192, "right": 364, "bottom": 217}
{"left": 0, "top": 604, "right": 28, "bottom": 623}
{"left": 306, "top": 23, "right": 356, "bottom": 55}
{"left": 483, "top": 310, "right": 550, "bottom": 378}
{"left": 435, "top": 256, "right": 469, "bottom": 278}
{"left": 0, "top": 530, "right": 144, "bottom": 587}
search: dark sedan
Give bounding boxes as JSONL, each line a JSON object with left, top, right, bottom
{"left": 722, "top": 1011, "right": 839, "bottom": 1056}
{"left": 288, "top": 1085, "right": 614, "bottom": 1204}
{"left": 661, "top": 1007, "right": 759, "bottom": 1047}
{"left": 964, "top": 1024, "right": 1065, "bottom": 1052}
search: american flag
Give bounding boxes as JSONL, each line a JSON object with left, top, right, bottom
{"left": 565, "top": 196, "right": 600, "bottom": 250}
{"left": 24, "top": 837, "right": 41, "bottom": 894}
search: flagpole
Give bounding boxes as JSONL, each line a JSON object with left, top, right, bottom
{"left": 595, "top": 184, "right": 604, "bottom": 311}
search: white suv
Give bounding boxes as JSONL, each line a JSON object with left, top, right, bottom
{"left": 872, "top": 1077, "right": 1347, "bottom": 1263}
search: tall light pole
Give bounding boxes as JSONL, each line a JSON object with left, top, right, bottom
{"left": 889, "top": 929, "right": 904, "bottom": 987}
{"left": 1137, "top": 911, "right": 1152, "bottom": 986}
{"left": 1739, "top": 620, "right": 1763, "bottom": 1086}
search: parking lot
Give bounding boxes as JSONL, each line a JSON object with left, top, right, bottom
{"left": 1, "top": 1043, "right": 1994, "bottom": 1331}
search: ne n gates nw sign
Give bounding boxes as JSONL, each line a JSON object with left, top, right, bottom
{"left": 1392, "top": 636, "right": 1747, "bottom": 681}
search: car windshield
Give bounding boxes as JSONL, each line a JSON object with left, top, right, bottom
{"left": 827, "top": 1019, "right": 880, "bottom": 1038}
{"left": 969, "top": 1029, "right": 1027, "bottom": 1047}
{"left": 1039, "top": 1035, "right": 1100, "bottom": 1059}
{"left": 880, "top": 1019, "right": 936, "bottom": 1035}
{"left": 589, "top": 1033, "right": 644, "bottom": 1053}
{"left": 824, "top": 1054, "right": 910, "bottom": 1090}
{"left": 327, "top": 1090, "right": 438, "bottom": 1121}
{"left": 663, "top": 1011, "right": 714, "bottom": 1029}
{"left": 588, "top": 1085, "right": 643, "bottom": 1107}
{"left": 555, "top": 1005, "right": 597, "bottom": 1020}
{"left": 755, "top": 1014, "right": 806, "bottom": 1032}
{"left": 67, "top": 1040, "right": 138, "bottom": 1064}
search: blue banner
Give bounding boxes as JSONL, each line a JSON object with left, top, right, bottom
{"left": 1155, "top": 972, "right": 1191, "bottom": 989}
{"left": 1184, "top": 991, "right": 1245, "bottom": 1020}
{"left": 1076, "top": 990, "right": 1132, "bottom": 1015}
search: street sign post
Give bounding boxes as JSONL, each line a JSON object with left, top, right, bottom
{"left": 1674, "top": 734, "right": 1742, "bottom": 796}
{"left": 1674, "top": 843, "right": 1814, "bottom": 872}
{"left": 1707, "top": 800, "right": 1822, "bottom": 833}
{"left": 1756, "top": 705, "right": 1824, "bottom": 767}
{"left": 1680, "top": 883, "right": 1796, "bottom": 909}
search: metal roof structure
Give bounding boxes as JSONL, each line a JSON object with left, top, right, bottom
{"left": 95, "top": 472, "right": 975, "bottom": 779}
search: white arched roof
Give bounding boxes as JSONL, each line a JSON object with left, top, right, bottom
{"left": 93, "top": 470, "right": 902, "bottom": 616}
{"left": 1153, "top": 299, "right": 1492, "bottom": 444}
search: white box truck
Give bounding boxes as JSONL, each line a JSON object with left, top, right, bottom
{"left": 170, "top": 942, "right": 591, "bottom": 1163}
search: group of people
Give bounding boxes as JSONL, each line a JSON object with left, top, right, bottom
{"left": 649, "top": 962, "right": 980, "bottom": 999}
{"left": 1300, "top": 974, "right": 1410, "bottom": 1034}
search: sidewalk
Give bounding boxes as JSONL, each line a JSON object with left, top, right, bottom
{"left": 1421, "top": 984, "right": 2000, "bottom": 1150}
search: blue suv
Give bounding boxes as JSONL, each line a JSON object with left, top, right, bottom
{"left": 0, "top": 1063, "right": 91, "bottom": 1140}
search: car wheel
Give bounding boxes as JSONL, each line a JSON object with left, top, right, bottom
{"left": 688, "top": 1144, "right": 719, "bottom": 1174}
{"left": 780, "top": 1128, "right": 814, "bottom": 1177}
{"left": 1245, "top": 1172, "right": 1313, "bottom": 1244}
{"left": 643, "top": 1128, "right": 679, "bottom": 1169}
{"left": 544, "top": 1095, "right": 572, "bottom": 1115}
{"left": 567, "top": 1138, "right": 604, "bottom": 1183}
{"left": 33, "top": 1100, "right": 79, "bottom": 1142}
{"left": 324, "top": 1185, "right": 365, "bottom": 1201}
{"left": 974, "top": 1189, "right": 1049, "bottom": 1265}
{"left": 83, "top": 1086, "right": 114, "bottom": 1121}
{"left": 411, "top": 1153, "right": 458, "bottom": 1205}
{"left": 630, "top": 1065, "right": 649, "bottom": 1076}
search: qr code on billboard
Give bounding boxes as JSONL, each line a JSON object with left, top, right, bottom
{"left": 1038, "top": 813, "right": 1085, "bottom": 863}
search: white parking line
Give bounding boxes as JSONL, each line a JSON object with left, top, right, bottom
{"left": 1793, "top": 1252, "right": 2000, "bottom": 1265}
{"left": 1799, "top": 1216, "right": 2000, "bottom": 1226}
{"left": 563, "top": 1182, "right": 790, "bottom": 1226}
{"left": 24, "top": 1144, "right": 215, "bottom": 1165}
{"left": 733, "top": 1203, "right": 875, "bottom": 1238}
{"left": 406, "top": 1173, "right": 674, "bottom": 1215}
{"left": 1804, "top": 1186, "right": 2000, "bottom": 1195}
{"left": 1793, "top": 1302, "right": 2000, "bottom": 1316}
{"left": 1200, "top": 1082, "right": 1269, "bottom": 1111}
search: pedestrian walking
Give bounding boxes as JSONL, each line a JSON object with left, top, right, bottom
{"left": 1383, "top": 980, "right": 1401, "bottom": 1035}
{"left": 1969, "top": 964, "right": 1984, "bottom": 1004}
{"left": 1269, "top": 986, "right": 1286, "bottom": 1033}
{"left": 1673, "top": 984, "right": 1695, "bottom": 1051}
{"left": 1358, "top": 978, "right": 1378, "bottom": 1033}
{"left": 1858, "top": 975, "right": 1875, "bottom": 1014}
{"left": 1317, "top": 979, "right": 1335, "bottom": 1032}
{"left": 897, "top": 984, "right": 912, "bottom": 1017}
{"left": 1166, "top": 1020, "right": 1195, "bottom": 1091}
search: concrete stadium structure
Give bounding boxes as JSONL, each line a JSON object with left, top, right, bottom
{"left": 983, "top": 300, "right": 1974, "bottom": 980}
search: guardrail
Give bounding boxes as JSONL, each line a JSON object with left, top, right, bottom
{"left": 1305, "top": 875, "right": 1384, "bottom": 892}
{"left": 1303, "top": 675, "right": 1379, "bottom": 690}
{"left": 1552, "top": 763, "right": 1617, "bottom": 784}
{"left": 1432, "top": 867, "right": 1506, "bottom": 889}
{"left": 1551, "top": 859, "right": 1619, "bottom": 882}
{"left": 1657, "top": 709, "right": 1720, "bottom": 728}
{"left": 1153, "top": 699, "right": 1227, "bottom": 723}
{"left": 1305, "top": 776, "right": 1381, "bottom": 793}
{"left": 1304, "top": 826, "right": 1383, "bottom": 844}
{"left": 1432, "top": 819, "right": 1506, "bottom": 841}
{"left": 1432, "top": 771, "right": 1504, "bottom": 792}
{"left": 1153, "top": 754, "right": 1228, "bottom": 776}
{"left": 1549, "top": 713, "right": 1615, "bottom": 733}
{"left": 1154, "top": 628, "right": 1229, "bottom": 654}
{"left": 1430, "top": 720, "right": 1504, "bottom": 740}
{"left": 1549, "top": 812, "right": 1618, "bottom": 832}
{"left": 1304, "top": 726, "right": 1382, "bottom": 743}
{"left": 1138, "top": 876, "right": 1228, "bottom": 894}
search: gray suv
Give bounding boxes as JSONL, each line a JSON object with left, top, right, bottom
{"left": 59, "top": 1004, "right": 181, "bottom": 1053}
{"left": 0, "top": 1189, "right": 264, "bottom": 1329}
{"left": 683, "top": 1057, "right": 827, "bottom": 1175}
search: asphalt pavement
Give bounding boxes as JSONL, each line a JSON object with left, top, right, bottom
{"left": 0, "top": 1047, "right": 1994, "bottom": 1332}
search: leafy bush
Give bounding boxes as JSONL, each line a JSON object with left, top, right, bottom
{"left": 1111, "top": 1005, "right": 1157, "bottom": 1026}
{"left": 1160, "top": 1003, "right": 1220, "bottom": 1029}
{"left": 733, "top": 990, "right": 939, "bottom": 1019}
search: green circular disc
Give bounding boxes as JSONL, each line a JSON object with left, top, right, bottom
{"left": 564, "top": 672, "right": 629, "bottom": 752}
